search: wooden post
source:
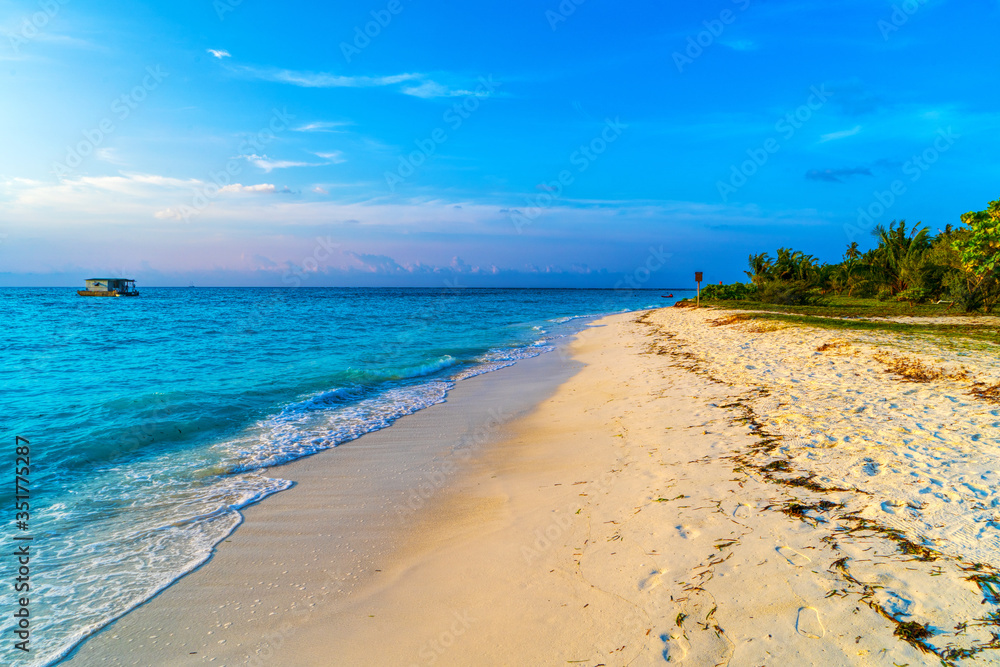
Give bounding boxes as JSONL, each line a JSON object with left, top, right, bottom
{"left": 695, "top": 272, "right": 703, "bottom": 308}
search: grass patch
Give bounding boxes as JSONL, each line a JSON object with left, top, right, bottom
{"left": 873, "top": 352, "right": 969, "bottom": 383}
{"left": 971, "top": 382, "right": 1000, "bottom": 404}
{"left": 709, "top": 314, "right": 751, "bottom": 327}
{"left": 699, "top": 296, "right": 965, "bottom": 318}
{"left": 707, "top": 313, "right": 786, "bottom": 333}
{"left": 696, "top": 306, "right": 999, "bottom": 346}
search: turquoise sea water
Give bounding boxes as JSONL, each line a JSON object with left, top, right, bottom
{"left": 0, "top": 287, "right": 679, "bottom": 665}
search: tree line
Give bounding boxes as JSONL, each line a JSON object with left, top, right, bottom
{"left": 702, "top": 196, "right": 1000, "bottom": 313}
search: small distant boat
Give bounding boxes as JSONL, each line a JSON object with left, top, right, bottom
{"left": 662, "top": 293, "right": 674, "bottom": 298}
{"left": 77, "top": 278, "right": 140, "bottom": 297}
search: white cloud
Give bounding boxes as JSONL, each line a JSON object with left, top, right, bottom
{"left": 207, "top": 49, "right": 231, "bottom": 59}
{"left": 400, "top": 81, "right": 478, "bottom": 99}
{"left": 313, "top": 151, "right": 346, "bottom": 163}
{"left": 819, "top": 125, "right": 862, "bottom": 142}
{"left": 221, "top": 183, "right": 277, "bottom": 193}
{"left": 2, "top": 174, "right": 824, "bottom": 263}
{"left": 230, "top": 64, "right": 480, "bottom": 98}
{"left": 239, "top": 154, "right": 325, "bottom": 172}
{"left": 152, "top": 184, "right": 278, "bottom": 218}
{"left": 233, "top": 65, "right": 420, "bottom": 89}
{"left": 96, "top": 147, "right": 127, "bottom": 165}
{"left": 22, "top": 33, "right": 102, "bottom": 51}
{"left": 239, "top": 152, "right": 346, "bottom": 171}
{"left": 0, "top": 172, "right": 278, "bottom": 222}
{"left": 294, "top": 121, "right": 352, "bottom": 133}
{"left": 4, "top": 177, "right": 43, "bottom": 187}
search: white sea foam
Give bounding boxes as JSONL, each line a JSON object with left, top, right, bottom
{"left": 228, "top": 380, "right": 453, "bottom": 471}
{"left": 13, "top": 466, "right": 291, "bottom": 666}
{"left": 452, "top": 343, "right": 555, "bottom": 381}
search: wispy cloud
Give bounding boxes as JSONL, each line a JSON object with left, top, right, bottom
{"left": 231, "top": 65, "right": 420, "bottom": 89}
{"left": 294, "top": 121, "right": 352, "bottom": 133}
{"left": 0, "top": 172, "right": 280, "bottom": 222}
{"left": 805, "top": 166, "right": 873, "bottom": 183}
{"left": 207, "top": 49, "right": 231, "bottom": 59}
{"left": 819, "top": 125, "right": 862, "bottom": 142}
{"left": 826, "top": 81, "right": 885, "bottom": 116}
{"left": 30, "top": 32, "right": 102, "bottom": 50}
{"left": 223, "top": 183, "right": 276, "bottom": 193}
{"left": 96, "top": 147, "right": 128, "bottom": 166}
{"left": 239, "top": 154, "right": 328, "bottom": 172}
{"left": 226, "top": 64, "right": 481, "bottom": 98}
{"left": 313, "top": 151, "right": 347, "bottom": 163}
{"left": 0, "top": 31, "right": 102, "bottom": 59}
{"left": 153, "top": 183, "right": 277, "bottom": 218}
{"left": 400, "top": 80, "right": 482, "bottom": 99}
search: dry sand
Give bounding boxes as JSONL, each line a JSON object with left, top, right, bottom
{"left": 67, "top": 308, "right": 1000, "bottom": 666}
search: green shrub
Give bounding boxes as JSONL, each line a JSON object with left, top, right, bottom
{"left": 895, "top": 287, "right": 930, "bottom": 304}
{"left": 701, "top": 282, "right": 757, "bottom": 301}
{"left": 758, "top": 280, "right": 823, "bottom": 306}
{"left": 949, "top": 284, "right": 980, "bottom": 312}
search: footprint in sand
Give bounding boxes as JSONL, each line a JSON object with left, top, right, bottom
{"left": 733, "top": 503, "right": 753, "bottom": 519}
{"left": 862, "top": 457, "right": 881, "bottom": 476}
{"left": 962, "top": 482, "right": 990, "bottom": 499}
{"left": 881, "top": 500, "right": 904, "bottom": 514}
{"left": 639, "top": 569, "right": 666, "bottom": 592}
{"left": 660, "top": 631, "right": 690, "bottom": 661}
{"left": 777, "top": 546, "right": 811, "bottom": 567}
{"left": 676, "top": 525, "right": 700, "bottom": 540}
{"left": 796, "top": 607, "right": 825, "bottom": 639}
{"left": 882, "top": 591, "right": 914, "bottom": 617}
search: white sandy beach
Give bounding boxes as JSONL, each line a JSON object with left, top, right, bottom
{"left": 67, "top": 308, "right": 1000, "bottom": 666}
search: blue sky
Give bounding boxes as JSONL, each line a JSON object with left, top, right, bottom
{"left": 1, "top": 0, "right": 998, "bottom": 287}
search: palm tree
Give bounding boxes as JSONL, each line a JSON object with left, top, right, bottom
{"left": 745, "top": 253, "right": 773, "bottom": 286}
{"left": 870, "top": 220, "right": 931, "bottom": 294}
{"left": 832, "top": 242, "right": 866, "bottom": 296}
{"left": 772, "top": 248, "right": 818, "bottom": 282}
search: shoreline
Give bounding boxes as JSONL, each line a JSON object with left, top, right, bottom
{"left": 63, "top": 328, "right": 586, "bottom": 666}
{"left": 67, "top": 307, "right": 1000, "bottom": 665}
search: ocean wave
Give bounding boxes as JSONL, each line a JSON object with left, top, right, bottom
{"left": 549, "top": 314, "right": 593, "bottom": 324}
{"left": 452, "top": 343, "right": 556, "bottom": 381}
{"left": 226, "top": 380, "right": 453, "bottom": 473}
{"left": 390, "top": 354, "right": 460, "bottom": 380}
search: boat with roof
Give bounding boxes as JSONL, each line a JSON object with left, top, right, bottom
{"left": 77, "top": 278, "right": 140, "bottom": 297}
